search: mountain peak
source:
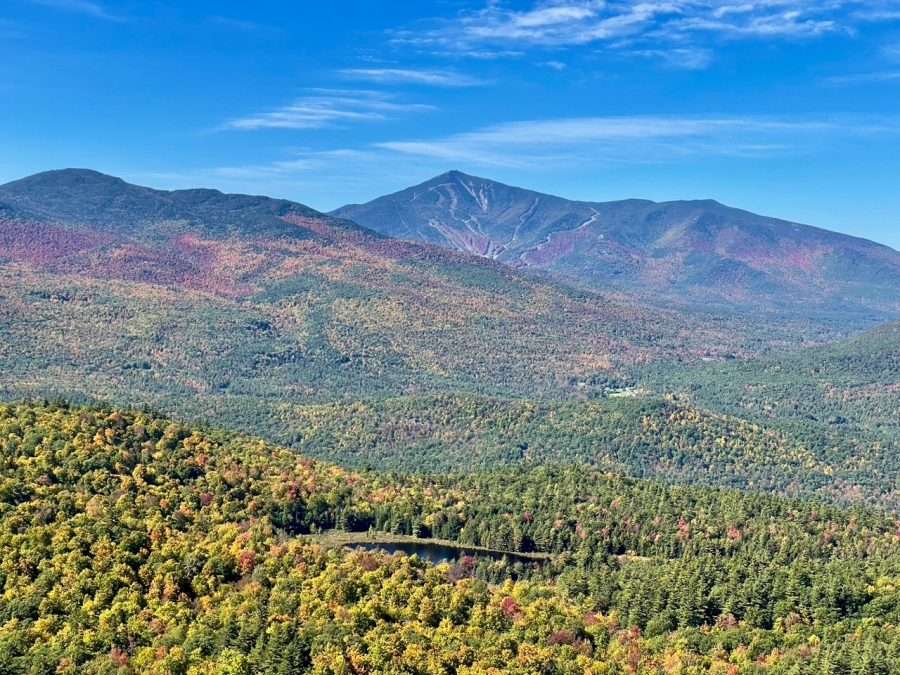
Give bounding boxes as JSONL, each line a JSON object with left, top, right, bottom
{"left": 427, "top": 169, "right": 483, "bottom": 185}
{"left": 333, "top": 173, "right": 900, "bottom": 321}
{"left": 0, "top": 168, "right": 376, "bottom": 241}
{"left": 2, "top": 168, "right": 129, "bottom": 189}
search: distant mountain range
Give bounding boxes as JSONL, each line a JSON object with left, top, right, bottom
{"left": 0, "top": 169, "right": 766, "bottom": 433}
{"left": 334, "top": 171, "right": 900, "bottom": 321}
{"left": 2, "top": 168, "right": 900, "bottom": 505}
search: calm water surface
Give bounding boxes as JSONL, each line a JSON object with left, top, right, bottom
{"left": 350, "top": 540, "right": 543, "bottom": 566}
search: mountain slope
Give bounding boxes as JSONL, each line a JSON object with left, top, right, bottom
{"left": 0, "top": 168, "right": 370, "bottom": 238}
{"left": 4, "top": 401, "right": 900, "bottom": 673}
{"left": 334, "top": 171, "right": 900, "bottom": 320}
{"left": 5, "top": 169, "right": 896, "bottom": 506}
{"left": 645, "top": 319, "right": 900, "bottom": 443}
{"left": 0, "top": 169, "right": 765, "bottom": 428}
{"left": 280, "top": 392, "right": 900, "bottom": 507}
{"left": 0, "top": 169, "right": 379, "bottom": 297}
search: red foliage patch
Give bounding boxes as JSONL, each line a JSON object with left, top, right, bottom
{"left": 109, "top": 647, "right": 129, "bottom": 667}
{"left": 448, "top": 555, "right": 477, "bottom": 582}
{"left": 548, "top": 629, "right": 576, "bottom": 646}
{"left": 500, "top": 596, "right": 522, "bottom": 620}
{"left": 0, "top": 218, "right": 113, "bottom": 264}
{"left": 238, "top": 549, "right": 257, "bottom": 575}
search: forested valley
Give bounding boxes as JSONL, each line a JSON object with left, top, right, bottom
{"left": 2, "top": 170, "right": 900, "bottom": 674}
{"left": 4, "top": 403, "right": 900, "bottom": 674}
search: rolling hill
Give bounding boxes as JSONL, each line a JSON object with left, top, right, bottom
{"left": 0, "top": 169, "right": 763, "bottom": 427}
{"left": 334, "top": 170, "right": 900, "bottom": 322}
{"left": 4, "top": 401, "right": 900, "bottom": 672}
{"left": 3, "top": 169, "right": 898, "bottom": 508}
{"left": 643, "top": 319, "right": 900, "bottom": 445}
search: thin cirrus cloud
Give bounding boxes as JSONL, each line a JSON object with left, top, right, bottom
{"left": 340, "top": 68, "right": 490, "bottom": 87}
{"left": 826, "top": 71, "right": 900, "bottom": 85}
{"left": 144, "top": 115, "right": 898, "bottom": 205}
{"left": 632, "top": 47, "right": 714, "bottom": 70}
{"left": 211, "top": 150, "right": 376, "bottom": 180}
{"left": 192, "top": 116, "right": 877, "bottom": 187}
{"left": 823, "top": 42, "right": 900, "bottom": 85}
{"left": 222, "top": 90, "right": 435, "bottom": 131}
{"left": 393, "top": 1, "right": 900, "bottom": 67}
{"left": 207, "top": 16, "right": 281, "bottom": 35}
{"left": 541, "top": 60, "right": 568, "bottom": 70}
{"left": 30, "top": 0, "right": 124, "bottom": 21}
{"left": 374, "top": 115, "right": 856, "bottom": 167}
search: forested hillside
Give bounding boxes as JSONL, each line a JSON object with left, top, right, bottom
{"left": 8, "top": 0, "right": 900, "bottom": 671}
{"left": 643, "top": 321, "right": 900, "bottom": 471}
{"left": 280, "top": 393, "right": 900, "bottom": 508}
{"left": 0, "top": 170, "right": 777, "bottom": 409}
{"left": 2, "top": 169, "right": 899, "bottom": 512}
{"left": 4, "top": 402, "right": 900, "bottom": 673}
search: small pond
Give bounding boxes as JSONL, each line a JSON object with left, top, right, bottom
{"left": 348, "top": 540, "right": 545, "bottom": 567}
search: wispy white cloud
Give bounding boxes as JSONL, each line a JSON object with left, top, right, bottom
{"left": 210, "top": 149, "right": 377, "bottom": 179}
{"left": 207, "top": 16, "right": 280, "bottom": 35}
{"left": 375, "top": 115, "right": 878, "bottom": 167}
{"left": 852, "top": 5, "right": 900, "bottom": 21}
{"left": 825, "top": 71, "right": 900, "bottom": 85}
{"left": 340, "top": 68, "right": 490, "bottom": 87}
{"left": 31, "top": 0, "right": 124, "bottom": 21}
{"left": 395, "top": 1, "right": 900, "bottom": 68}
{"left": 138, "top": 113, "right": 900, "bottom": 215}
{"left": 541, "top": 60, "right": 568, "bottom": 70}
{"left": 223, "top": 90, "right": 435, "bottom": 131}
{"left": 821, "top": 38, "right": 900, "bottom": 84}
{"left": 632, "top": 47, "right": 714, "bottom": 69}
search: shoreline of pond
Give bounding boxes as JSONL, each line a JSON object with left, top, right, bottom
{"left": 304, "top": 530, "right": 553, "bottom": 564}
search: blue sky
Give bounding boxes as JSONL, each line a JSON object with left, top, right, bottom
{"left": 2, "top": 1, "right": 900, "bottom": 248}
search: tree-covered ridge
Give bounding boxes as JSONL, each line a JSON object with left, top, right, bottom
{"left": 4, "top": 402, "right": 900, "bottom": 673}
{"left": 642, "top": 320, "right": 900, "bottom": 501}
{"left": 645, "top": 321, "right": 900, "bottom": 438}
{"left": 0, "top": 200, "right": 770, "bottom": 409}
{"left": 282, "top": 393, "right": 899, "bottom": 507}
{"left": 3, "top": 253, "right": 845, "bottom": 511}
{"left": 7, "top": 169, "right": 894, "bottom": 514}
{"left": 5, "top": 271, "right": 897, "bottom": 507}
{"left": 0, "top": 171, "right": 838, "bottom": 403}
{"left": 0, "top": 261, "right": 694, "bottom": 403}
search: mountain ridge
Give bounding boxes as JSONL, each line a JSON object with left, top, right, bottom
{"left": 2, "top": 170, "right": 900, "bottom": 503}
{"left": 0, "top": 168, "right": 375, "bottom": 240}
{"left": 333, "top": 170, "right": 900, "bottom": 321}
{"left": 1, "top": 167, "right": 781, "bottom": 436}
{"left": 339, "top": 169, "right": 898, "bottom": 252}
